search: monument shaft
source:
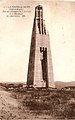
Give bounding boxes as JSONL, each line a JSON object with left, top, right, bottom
{"left": 27, "top": 5, "right": 55, "bottom": 88}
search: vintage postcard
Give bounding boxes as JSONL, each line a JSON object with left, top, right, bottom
{"left": 0, "top": 0, "right": 75, "bottom": 120}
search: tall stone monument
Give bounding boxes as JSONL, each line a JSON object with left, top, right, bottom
{"left": 27, "top": 5, "right": 55, "bottom": 88}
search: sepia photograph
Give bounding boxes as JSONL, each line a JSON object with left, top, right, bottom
{"left": 0, "top": 0, "right": 75, "bottom": 119}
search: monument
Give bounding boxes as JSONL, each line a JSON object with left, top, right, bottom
{"left": 27, "top": 5, "right": 55, "bottom": 88}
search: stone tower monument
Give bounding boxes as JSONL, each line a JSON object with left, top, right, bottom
{"left": 27, "top": 5, "right": 55, "bottom": 88}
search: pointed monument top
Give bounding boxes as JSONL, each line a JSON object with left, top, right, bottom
{"left": 35, "top": 5, "right": 43, "bottom": 9}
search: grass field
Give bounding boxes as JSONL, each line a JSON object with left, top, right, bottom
{"left": 12, "top": 88, "right": 75, "bottom": 119}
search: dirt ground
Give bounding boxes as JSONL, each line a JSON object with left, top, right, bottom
{"left": 0, "top": 87, "right": 56, "bottom": 120}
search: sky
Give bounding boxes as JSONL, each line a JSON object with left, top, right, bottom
{"left": 0, "top": 0, "right": 75, "bottom": 82}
